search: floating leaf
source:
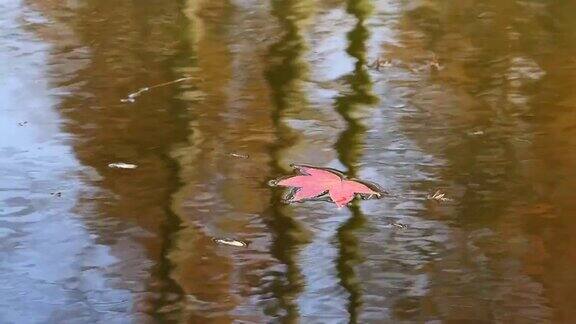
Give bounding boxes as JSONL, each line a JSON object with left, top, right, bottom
{"left": 270, "top": 164, "right": 383, "bottom": 207}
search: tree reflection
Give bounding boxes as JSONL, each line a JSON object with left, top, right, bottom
{"left": 26, "top": 0, "right": 191, "bottom": 320}
{"left": 385, "top": 0, "right": 573, "bottom": 321}
{"left": 266, "top": 0, "right": 315, "bottom": 319}
{"left": 333, "top": 0, "right": 377, "bottom": 322}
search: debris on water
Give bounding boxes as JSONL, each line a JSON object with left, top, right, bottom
{"left": 468, "top": 130, "right": 485, "bottom": 136}
{"left": 213, "top": 238, "right": 248, "bottom": 247}
{"left": 50, "top": 192, "right": 62, "bottom": 197}
{"left": 427, "top": 190, "right": 452, "bottom": 202}
{"left": 513, "top": 138, "right": 532, "bottom": 144}
{"left": 428, "top": 55, "right": 442, "bottom": 71}
{"left": 229, "top": 153, "right": 249, "bottom": 159}
{"left": 121, "top": 87, "right": 148, "bottom": 103}
{"left": 121, "top": 77, "right": 195, "bottom": 103}
{"left": 268, "top": 179, "right": 279, "bottom": 186}
{"left": 108, "top": 162, "right": 138, "bottom": 169}
{"left": 369, "top": 57, "right": 393, "bottom": 71}
{"left": 390, "top": 222, "right": 407, "bottom": 229}
{"left": 477, "top": 12, "right": 496, "bottom": 19}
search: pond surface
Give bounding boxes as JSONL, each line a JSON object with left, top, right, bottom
{"left": 1, "top": 0, "right": 576, "bottom": 322}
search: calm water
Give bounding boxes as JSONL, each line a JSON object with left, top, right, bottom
{"left": 1, "top": 0, "right": 576, "bottom": 323}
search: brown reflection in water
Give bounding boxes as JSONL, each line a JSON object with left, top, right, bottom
{"left": 524, "top": 2, "right": 576, "bottom": 321}
{"left": 26, "top": 0, "right": 192, "bottom": 320}
{"left": 383, "top": 0, "right": 576, "bottom": 321}
{"left": 168, "top": 0, "right": 304, "bottom": 322}
{"left": 169, "top": 1, "right": 237, "bottom": 319}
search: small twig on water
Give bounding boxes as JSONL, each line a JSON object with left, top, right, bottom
{"left": 121, "top": 77, "right": 195, "bottom": 103}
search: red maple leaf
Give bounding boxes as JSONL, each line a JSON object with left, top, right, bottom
{"left": 270, "top": 164, "right": 383, "bottom": 207}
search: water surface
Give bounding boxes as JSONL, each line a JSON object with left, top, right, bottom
{"left": 1, "top": 0, "right": 576, "bottom": 322}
